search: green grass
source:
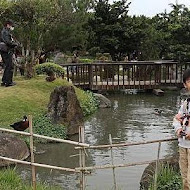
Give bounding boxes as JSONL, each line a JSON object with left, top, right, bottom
{"left": 0, "top": 76, "right": 98, "bottom": 128}
{"left": 0, "top": 168, "right": 62, "bottom": 190}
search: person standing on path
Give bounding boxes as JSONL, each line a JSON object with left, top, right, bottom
{"left": 0, "top": 20, "right": 18, "bottom": 87}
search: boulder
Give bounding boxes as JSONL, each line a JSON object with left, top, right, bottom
{"left": 0, "top": 133, "right": 29, "bottom": 167}
{"left": 54, "top": 52, "right": 65, "bottom": 65}
{"left": 94, "top": 93, "right": 111, "bottom": 108}
{"left": 48, "top": 86, "right": 84, "bottom": 135}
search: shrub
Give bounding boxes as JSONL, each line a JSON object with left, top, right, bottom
{"left": 79, "top": 58, "right": 93, "bottom": 63}
{"left": 35, "top": 62, "right": 65, "bottom": 77}
{"left": 148, "top": 164, "right": 182, "bottom": 190}
{"left": 33, "top": 114, "right": 66, "bottom": 143}
{"left": 76, "top": 89, "right": 98, "bottom": 117}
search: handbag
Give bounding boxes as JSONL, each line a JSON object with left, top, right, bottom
{"left": 0, "top": 42, "right": 8, "bottom": 52}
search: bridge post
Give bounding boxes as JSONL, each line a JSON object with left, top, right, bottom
{"left": 88, "top": 64, "right": 93, "bottom": 90}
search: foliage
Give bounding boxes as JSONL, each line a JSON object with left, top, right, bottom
{"left": 75, "top": 89, "right": 98, "bottom": 117}
{"left": 33, "top": 114, "right": 66, "bottom": 143}
{"left": 152, "top": 3, "right": 190, "bottom": 61}
{"left": 148, "top": 164, "right": 182, "bottom": 190}
{"left": 1, "top": 0, "right": 190, "bottom": 62}
{"left": 0, "top": 167, "right": 62, "bottom": 190}
{"left": 0, "top": 0, "right": 73, "bottom": 51}
{"left": 87, "top": 0, "right": 131, "bottom": 60}
{"left": 87, "top": 1, "right": 190, "bottom": 61}
{"left": 79, "top": 58, "right": 93, "bottom": 63}
{"left": 0, "top": 0, "right": 94, "bottom": 78}
{"left": 35, "top": 62, "right": 65, "bottom": 77}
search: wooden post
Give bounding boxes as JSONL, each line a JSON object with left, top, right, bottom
{"left": 29, "top": 115, "right": 36, "bottom": 190}
{"left": 88, "top": 64, "right": 93, "bottom": 90}
{"left": 154, "top": 141, "right": 161, "bottom": 190}
{"left": 79, "top": 126, "right": 85, "bottom": 190}
{"left": 109, "top": 134, "right": 117, "bottom": 190}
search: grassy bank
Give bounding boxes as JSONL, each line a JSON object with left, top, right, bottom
{"left": 0, "top": 76, "right": 98, "bottom": 187}
{"left": 0, "top": 76, "right": 98, "bottom": 135}
{"left": 0, "top": 168, "right": 62, "bottom": 190}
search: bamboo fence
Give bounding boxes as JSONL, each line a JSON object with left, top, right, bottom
{"left": 0, "top": 115, "right": 88, "bottom": 190}
{"left": 0, "top": 115, "right": 178, "bottom": 190}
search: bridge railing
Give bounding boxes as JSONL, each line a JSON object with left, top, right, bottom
{"left": 160, "top": 61, "right": 190, "bottom": 86}
{"left": 61, "top": 61, "right": 190, "bottom": 90}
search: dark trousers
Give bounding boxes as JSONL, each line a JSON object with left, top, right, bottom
{"left": 1, "top": 51, "right": 14, "bottom": 84}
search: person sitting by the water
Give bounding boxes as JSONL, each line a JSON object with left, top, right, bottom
{"left": 173, "top": 68, "right": 190, "bottom": 190}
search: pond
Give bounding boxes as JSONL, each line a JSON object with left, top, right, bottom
{"left": 17, "top": 91, "right": 180, "bottom": 190}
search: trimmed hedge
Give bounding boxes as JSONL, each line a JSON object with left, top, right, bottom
{"left": 35, "top": 62, "right": 64, "bottom": 77}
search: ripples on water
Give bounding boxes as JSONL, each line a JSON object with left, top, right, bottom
{"left": 18, "top": 91, "right": 180, "bottom": 190}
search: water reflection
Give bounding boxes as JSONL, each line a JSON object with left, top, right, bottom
{"left": 17, "top": 91, "right": 180, "bottom": 190}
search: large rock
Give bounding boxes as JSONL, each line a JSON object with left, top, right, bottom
{"left": 48, "top": 86, "right": 84, "bottom": 135}
{"left": 0, "top": 133, "right": 29, "bottom": 167}
{"left": 94, "top": 93, "right": 111, "bottom": 108}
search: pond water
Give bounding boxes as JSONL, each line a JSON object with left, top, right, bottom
{"left": 17, "top": 91, "right": 180, "bottom": 190}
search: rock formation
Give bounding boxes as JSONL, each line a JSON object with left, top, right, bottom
{"left": 94, "top": 93, "right": 111, "bottom": 108}
{"left": 0, "top": 133, "right": 29, "bottom": 167}
{"left": 48, "top": 86, "right": 84, "bottom": 135}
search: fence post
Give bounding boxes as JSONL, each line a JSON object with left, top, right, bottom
{"left": 79, "top": 126, "right": 85, "bottom": 190}
{"left": 29, "top": 115, "right": 36, "bottom": 190}
{"left": 109, "top": 134, "right": 117, "bottom": 190}
{"left": 154, "top": 141, "right": 161, "bottom": 190}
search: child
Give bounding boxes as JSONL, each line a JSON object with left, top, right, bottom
{"left": 173, "top": 69, "right": 190, "bottom": 190}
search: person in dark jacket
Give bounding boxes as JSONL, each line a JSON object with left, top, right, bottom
{"left": 0, "top": 20, "right": 18, "bottom": 87}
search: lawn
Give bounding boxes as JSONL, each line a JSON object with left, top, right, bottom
{"left": 0, "top": 76, "right": 97, "bottom": 128}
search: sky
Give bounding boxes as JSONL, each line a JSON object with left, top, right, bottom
{"left": 111, "top": 0, "right": 190, "bottom": 17}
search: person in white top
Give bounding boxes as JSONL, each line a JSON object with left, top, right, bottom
{"left": 173, "top": 69, "right": 190, "bottom": 190}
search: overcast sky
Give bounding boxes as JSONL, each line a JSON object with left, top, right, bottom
{"left": 111, "top": 0, "right": 190, "bottom": 17}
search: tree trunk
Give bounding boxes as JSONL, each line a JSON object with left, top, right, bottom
{"left": 25, "top": 46, "right": 35, "bottom": 78}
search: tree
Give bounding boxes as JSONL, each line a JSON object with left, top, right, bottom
{"left": 0, "top": 0, "right": 79, "bottom": 77}
{"left": 87, "top": 0, "right": 130, "bottom": 60}
{"left": 153, "top": 3, "right": 190, "bottom": 61}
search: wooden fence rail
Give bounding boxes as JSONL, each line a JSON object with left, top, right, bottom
{"left": 0, "top": 115, "right": 178, "bottom": 190}
{"left": 61, "top": 61, "right": 190, "bottom": 90}
{"left": 0, "top": 115, "right": 88, "bottom": 190}
{"left": 75, "top": 137, "right": 178, "bottom": 190}
{"left": 0, "top": 128, "right": 89, "bottom": 147}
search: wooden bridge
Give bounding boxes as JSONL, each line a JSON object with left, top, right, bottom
{"left": 62, "top": 61, "right": 190, "bottom": 90}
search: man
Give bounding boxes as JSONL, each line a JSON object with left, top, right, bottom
{"left": 0, "top": 20, "right": 18, "bottom": 87}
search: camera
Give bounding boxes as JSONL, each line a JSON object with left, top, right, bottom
{"left": 180, "top": 130, "right": 186, "bottom": 138}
